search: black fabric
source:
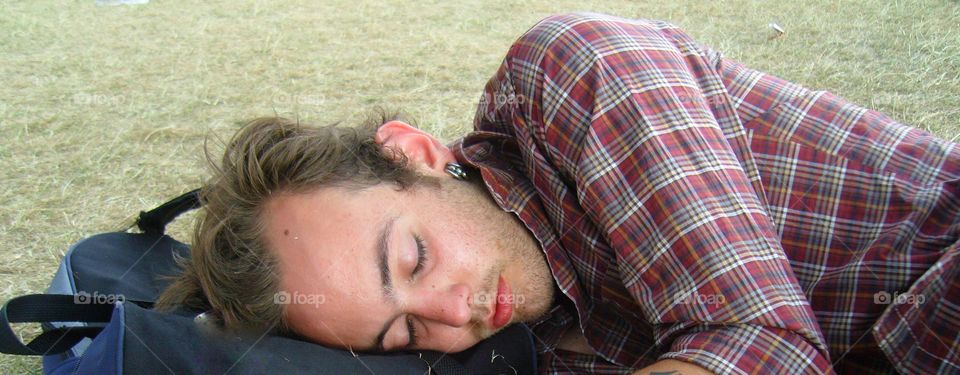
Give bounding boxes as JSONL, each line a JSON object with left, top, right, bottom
{"left": 420, "top": 351, "right": 472, "bottom": 375}
{"left": 0, "top": 292, "right": 536, "bottom": 373}
{"left": 121, "top": 303, "right": 536, "bottom": 374}
{"left": 430, "top": 325, "right": 539, "bottom": 374}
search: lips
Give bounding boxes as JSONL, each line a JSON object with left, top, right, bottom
{"left": 488, "top": 275, "right": 514, "bottom": 330}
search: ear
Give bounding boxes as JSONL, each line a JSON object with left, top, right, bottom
{"left": 375, "top": 121, "right": 457, "bottom": 175}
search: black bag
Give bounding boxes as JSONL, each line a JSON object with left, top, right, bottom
{"left": 0, "top": 190, "right": 538, "bottom": 374}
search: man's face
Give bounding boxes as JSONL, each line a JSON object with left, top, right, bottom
{"left": 262, "top": 124, "right": 554, "bottom": 353}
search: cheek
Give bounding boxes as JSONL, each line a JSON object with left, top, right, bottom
{"left": 428, "top": 228, "right": 506, "bottom": 293}
{"left": 446, "top": 222, "right": 492, "bottom": 261}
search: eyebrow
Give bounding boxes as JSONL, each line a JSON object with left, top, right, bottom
{"left": 373, "top": 215, "right": 399, "bottom": 352}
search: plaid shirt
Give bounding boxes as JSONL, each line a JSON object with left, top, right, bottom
{"left": 452, "top": 13, "right": 960, "bottom": 374}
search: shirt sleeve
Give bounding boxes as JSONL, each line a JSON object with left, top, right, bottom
{"left": 474, "top": 13, "right": 834, "bottom": 374}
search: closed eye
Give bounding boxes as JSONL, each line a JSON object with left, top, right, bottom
{"left": 406, "top": 314, "right": 419, "bottom": 348}
{"left": 402, "top": 235, "right": 426, "bottom": 350}
{"left": 412, "top": 234, "right": 427, "bottom": 277}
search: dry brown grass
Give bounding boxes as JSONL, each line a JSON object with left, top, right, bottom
{"left": 1, "top": 0, "right": 958, "bottom": 373}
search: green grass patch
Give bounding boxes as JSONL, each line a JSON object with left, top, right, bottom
{"left": 1, "top": 0, "right": 958, "bottom": 372}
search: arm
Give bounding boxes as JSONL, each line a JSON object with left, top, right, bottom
{"left": 473, "top": 13, "right": 832, "bottom": 374}
{"left": 633, "top": 360, "right": 714, "bottom": 375}
{"left": 557, "top": 326, "right": 714, "bottom": 374}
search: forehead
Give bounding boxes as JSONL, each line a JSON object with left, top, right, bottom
{"left": 261, "top": 187, "right": 397, "bottom": 348}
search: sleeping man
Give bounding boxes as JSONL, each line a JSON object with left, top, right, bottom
{"left": 158, "top": 13, "right": 960, "bottom": 374}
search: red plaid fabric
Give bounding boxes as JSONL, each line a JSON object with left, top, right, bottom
{"left": 452, "top": 13, "right": 960, "bottom": 374}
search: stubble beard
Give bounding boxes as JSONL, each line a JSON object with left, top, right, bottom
{"left": 426, "top": 173, "right": 557, "bottom": 343}
{"left": 449, "top": 176, "right": 556, "bottom": 332}
{"left": 469, "top": 230, "right": 554, "bottom": 341}
{"left": 507, "top": 233, "right": 555, "bottom": 325}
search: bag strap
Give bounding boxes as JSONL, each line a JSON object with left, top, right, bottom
{"left": 0, "top": 294, "right": 151, "bottom": 355}
{"left": 136, "top": 188, "right": 202, "bottom": 235}
{"left": 0, "top": 295, "right": 112, "bottom": 355}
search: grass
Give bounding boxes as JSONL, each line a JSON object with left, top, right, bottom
{"left": 1, "top": 0, "right": 958, "bottom": 373}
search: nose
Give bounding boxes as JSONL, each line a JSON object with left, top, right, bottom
{"left": 409, "top": 283, "right": 472, "bottom": 327}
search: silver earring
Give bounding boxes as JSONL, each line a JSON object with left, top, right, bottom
{"left": 445, "top": 162, "right": 468, "bottom": 180}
